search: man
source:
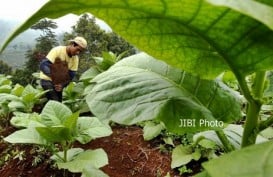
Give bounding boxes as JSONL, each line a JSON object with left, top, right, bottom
{"left": 39, "top": 36, "right": 87, "bottom": 101}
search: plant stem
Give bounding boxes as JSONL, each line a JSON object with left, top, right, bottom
{"left": 215, "top": 130, "right": 235, "bottom": 152}
{"left": 241, "top": 100, "right": 261, "bottom": 147}
{"left": 62, "top": 141, "right": 69, "bottom": 177}
{"left": 258, "top": 115, "right": 273, "bottom": 132}
{"left": 241, "top": 71, "right": 265, "bottom": 147}
{"left": 252, "top": 71, "right": 267, "bottom": 99}
{"left": 62, "top": 141, "right": 69, "bottom": 163}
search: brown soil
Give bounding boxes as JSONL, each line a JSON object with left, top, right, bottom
{"left": 0, "top": 124, "right": 202, "bottom": 177}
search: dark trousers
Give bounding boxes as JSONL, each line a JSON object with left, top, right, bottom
{"left": 40, "top": 79, "right": 62, "bottom": 102}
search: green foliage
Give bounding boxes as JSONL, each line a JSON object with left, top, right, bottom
{"left": 1, "top": 0, "right": 273, "bottom": 176}
{"left": 207, "top": 0, "right": 273, "bottom": 30}
{"left": 171, "top": 137, "right": 219, "bottom": 174}
{"left": 11, "top": 67, "right": 36, "bottom": 86}
{"left": 86, "top": 53, "right": 242, "bottom": 134}
{"left": 92, "top": 51, "right": 128, "bottom": 72}
{"left": 11, "top": 19, "right": 58, "bottom": 86}
{"left": 178, "top": 166, "right": 193, "bottom": 175}
{"left": 106, "top": 32, "right": 136, "bottom": 58}
{"left": 221, "top": 71, "right": 239, "bottom": 91}
{"left": 69, "top": 14, "right": 136, "bottom": 57}
{"left": 64, "top": 50, "right": 129, "bottom": 113}
{"left": 63, "top": 14, "right": 136, "bottom": 76}
{"left": 62, "top": 82, "right": 89, "bottom": 113}
{"left": 0, "top": 74, "right": 12, "bottom": 93}
{"left": 193, "top": 124, "right": 268, "bottom": 150}
{"left": 0, "top": 75, "right": 13, "bottom": 126}
{"left": 9, "top": 0, "right": 269, "bottom": 148}
{"left": 68, "top": 14, "right": 108, "bottom": 57}
{"left": 171, "top": 145, "right": 201, "bottom": 169}
{"left": 0, "top": 84, "right": 47, "bottom": 113}
{"left": 142, "top": 121, "right": 165, "bottom": 141}
{"left": 264, "top": 71, "right": 273, "bottom": 98}
{"left": 0, "top": 75, "right": 46, "bottom": 128}
{"left": 0, "top": 60, "right": 12, "bottom": 75}
{"left": 194, "top": 171, "right": 211, "bottom": 177}
{"left": 171, "top": 138, "right": 218, "bottom": 172}
{"left": 200, "top": 140, "right": 273, "bottom": 177}
{"left": 2, "top": 0, "right": 273, "bottom": 79}
{"left": 31, "top": 19, "right": 58, "bottom": 34}
{"left": 4, "top": 101, "right": 112, "bottom": 177}
{"left": 79, "top": 67, "right": 100, "bottom": 85}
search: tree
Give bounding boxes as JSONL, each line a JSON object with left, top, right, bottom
{"left": 0, "top": 60, "right": 12, "bottom": 75}
{"left": 11, "top": 19, "right": 58, "bottom": 86}
{"left": 106, "top": 32, "right": 136, "bottom": 57}
{"left": 2, "top": 1, "right": 273, "bottom": 177}
{"left": 63, "top": 14, "right": 136, "bottom": 76}
{"left": 31, "top": 19, "right": 58, "bottom": 54}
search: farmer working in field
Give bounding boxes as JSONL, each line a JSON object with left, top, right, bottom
{"left": 39, "top": 36, "right": 87, "bottom": 102}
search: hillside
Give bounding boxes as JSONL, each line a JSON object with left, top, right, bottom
{"left": 0, "top": 19, "right": 39, "bottom": 69}
{"left": 0, "top": 15, "right": 111, "bottom": 69}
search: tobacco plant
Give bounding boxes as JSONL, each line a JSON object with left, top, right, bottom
{"left": 4, "top": 101, "right": 112, "bottom": 177}
{"left": 62, "top": 82, "right": 89, "bottom": 113}
{"left": 1, "top": 0, "right": 273, "bottom": 177}
{"left": 0, "top": 75, "right": 47, "bottom": 128}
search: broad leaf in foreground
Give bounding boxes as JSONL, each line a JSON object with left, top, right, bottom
{"left": 2, "top": 0, "right": 273, "bottom": 79}
{"left": 207, "top": 0, "right": 273, "bottom": 30}
{"left": 86, "top": 53, "right": 241, "bottom": 134}
{"left": 202, "top": 140, "right": 273, "bottom": 177}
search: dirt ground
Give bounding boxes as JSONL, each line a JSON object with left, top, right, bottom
{"left": 0, "top": 124, "right": 202, "bottom": 177}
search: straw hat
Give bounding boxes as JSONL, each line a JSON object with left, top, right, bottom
{"left": 70, "top": 36, "right": 87, "bottom": 49}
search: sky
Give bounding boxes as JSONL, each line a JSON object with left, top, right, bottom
{"left": 0, "top": 0, "right": 111, "bottom": 34}
{"left": 0, "top": 0, "right": 49, "bottom": 21}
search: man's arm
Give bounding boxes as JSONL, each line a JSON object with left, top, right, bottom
{"left": 68, "top": 70, "right": 76, "bottom": 80}
{"left": 40, "top": 58, "right": 52, "bottom": 76}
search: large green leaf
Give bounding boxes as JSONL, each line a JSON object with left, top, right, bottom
{"left": 193, "top": 124, "right": 268, "bottom": 149}
{"left": 86, "top": 53, "right": 241, "bottom": 134}
{"left": 21, "top": 84, "right": 39, "bottom": 98}
{"left": 51, "top": 148, "right": 84, "bottom": 162}
{"left": 0, "top": 85, "right": 12, "bottom": 93}
{"left": 171, "top": 145, "right": 201, "bottom": 168}
{"left": 11, "top": 84, "right": 24, "bottom": 96}
{"left": 36, "top": 126, "right": 71, "bottom": 142}
{"left": 76, "top": 117, "right": 112, "bottom": 144}
{"left": 57, "top": 148, "right": 108, "bottom": 173}
{"left": 202, "top": 140, "right": 273, "bottom": 177}
{"left": 0, "top": 93, "right": 20, "bottom": 103}
{"left": 143, "top": 121, "right": 165, "bottom": 141}
{"left": 52, "top": 148, "right": 109, "bottom": 176}
{"left": 82, "top": 166, "right": 109, "bottom": 177}
{"left": 63, "top": 112, "right": 80, "bottom": 135}
{"left": 40, "top": 100, "right": 72, "bottom": 126}
{"left": 10, "top": 112, "right": 41, "bottom": 128}
{"left": 2, "top": 0, "right": 273, "bottom": 79}
{"left": 207, "top": 0, "right": 273, "bottom": 30}
{"left": 4, "top": 128, "right": 47, "bottom": 145}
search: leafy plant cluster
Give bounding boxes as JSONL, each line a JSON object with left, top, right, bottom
{"left": 1, "top": 0, "right": 273, "bottom": 177}
{"left": 0, "top": 74, "right": 47, "bottom": 127}
{"left": 0, "top": 71, "right": 113, "bottom": 176}
{"left": 4, "top": 101, "right": 112, "bottom": 177}
{"left": 61, "top": 50, "right": 126, "bottom": 113}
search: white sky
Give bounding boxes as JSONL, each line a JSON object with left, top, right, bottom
{"left": 0, "top": 0, "right": 111, "bottom": 34}
{"left": 0, "top": 0, "right": 48, "bottom": 21}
